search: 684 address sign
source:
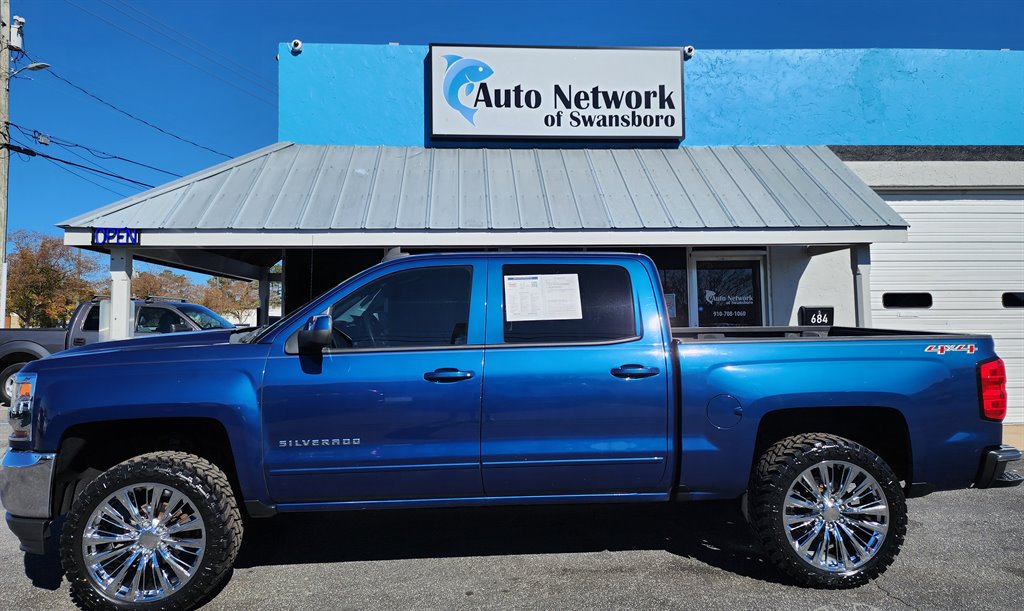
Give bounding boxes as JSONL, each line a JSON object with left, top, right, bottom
{"left": 799, "top": 306, "right": 834, "bottom": 326}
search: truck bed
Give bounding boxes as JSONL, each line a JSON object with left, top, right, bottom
{"left": 0, "top": 327, "right": 69, "bottom": 353}
{"left": 672, "top": 325, "right": 999, "bottom": 500}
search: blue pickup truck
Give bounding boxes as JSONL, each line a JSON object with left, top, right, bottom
{"left": 1, "top": 252, "right": 1020, "bottom": 610}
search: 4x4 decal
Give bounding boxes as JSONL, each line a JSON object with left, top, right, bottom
{"left": 925, "top": 344, "right": 977, "bottom": 355}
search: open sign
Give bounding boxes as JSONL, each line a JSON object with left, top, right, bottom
{"left": 91, "top": 227, "right": 141, "bottom": 246}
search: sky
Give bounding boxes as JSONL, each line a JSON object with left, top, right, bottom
{"left": 8, "top": 0, "right": 1023, "bottom": 278}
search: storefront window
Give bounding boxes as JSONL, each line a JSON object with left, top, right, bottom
{"left": 695, "top": 259, "right": 764, "bottom": 327}
{"left": 659, "top": 268, "right": 688, "bottom": 327}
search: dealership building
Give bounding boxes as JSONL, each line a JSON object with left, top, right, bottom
{"left": 59, "top": 44, "right": 1023, "bottom": 424}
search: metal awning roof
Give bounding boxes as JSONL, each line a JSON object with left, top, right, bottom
{"left": 60, "top": 143, "right": 907, "bottom": 279}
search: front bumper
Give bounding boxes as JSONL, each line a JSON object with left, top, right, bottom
{"left": 975, "top": 444, "right": 1023, "bottom": 489}
{"left": 0, "top": 449, "right": 57, "bottom": 518}
{"left": 1, "top": 449, "right": 57, "bottom": 555}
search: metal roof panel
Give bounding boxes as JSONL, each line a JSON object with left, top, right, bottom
{"left": 363, "top": 147, "right": 407, "bottom": 229}
{"left": 395, "top": 147, "right": 432, "bottom": 229}
{"left": 330, "top": 146, "right": 379, "bottom": 229}
{"left": 537, "top": 150, "right": 583, "bottom": 229}
{"left": 458, "top": 149, "right": 489, "bottom": 229}
{"left": 484, "top": 149, "right": 521, "bottom": 229}
{"left": 298, "top": 146, "right": 355, "bottom": 229}
{"left": 510, "top": 149, "right": 551, "bottom": 229}
{"left": 59, "top": 142, "right": 906, "bottom": 236}
{"left": 428, "top": 148, "right": 460, "bottom": 230}
{"left": 586, "top": 150, "right": 646, "bottom": 229}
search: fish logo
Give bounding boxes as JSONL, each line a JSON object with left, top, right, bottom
{"left": 704, "top": 290, "right": 717, "bottom": 306}
{"left": 442, "top": 55, "right": 493, "bottom": 125}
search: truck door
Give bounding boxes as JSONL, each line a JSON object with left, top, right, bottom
{"left": 261, "top": 260, "right": 486, "bottom": 504}
{"left": 69, "top": 304, "right": 101, "bottom": 348}
{"left": 481, "top": 257, "right": 672, "bottom": 496}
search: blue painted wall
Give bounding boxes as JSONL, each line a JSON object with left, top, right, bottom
{"left": 279, "top": 44, "right": 1023, "bottom": 146}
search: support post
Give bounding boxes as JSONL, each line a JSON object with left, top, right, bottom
{"left": 851, "top": 244, "right": 872, "bottom": 328}
{"left": 109, "top": 247, "right": 133, "bottom": 340}
{"left": 257, "top": 267, "right": 270, "bottom": 326}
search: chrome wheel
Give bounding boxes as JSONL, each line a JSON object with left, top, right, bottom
{"left": 783, "top": 460, "right": 889, "bottom": 573}
{"left": 81, "top": 482, "right": 206, "bottom": 603}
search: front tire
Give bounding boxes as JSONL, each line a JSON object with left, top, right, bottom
{"left": 61, "top": 451, "right": 242, "bottom": 610}
{"left": 748, "top": 433, "right": 907, "bottom": 588}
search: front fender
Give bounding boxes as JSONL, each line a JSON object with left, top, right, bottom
{"left": 31, "top": 343, "right": 271, "bottom": 503}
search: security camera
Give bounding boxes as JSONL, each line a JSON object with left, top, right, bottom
{"left": 290, "top": 39, "right": 303, "bottom": 55}
{"left": 683, "top": 45, "right": 695, "bottom": 60}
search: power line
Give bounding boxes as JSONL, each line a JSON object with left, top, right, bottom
{"left": 11, "top": 132, "right": 141, "bottom": 194}
{"left": 8, "top": 135, "right": 132, "bottom": 198}
{"left": 111, "top": 0, "right": 270, "bottom": 85}
{"left": 44, "top": 70, "right": 233, "bottom": 159}
{"left": 64, "top": 0, "right": 276, "bottom": 107}
{"left": 10, "top": 122, "right": 133, "bottom": 179}
{"left": 4, "top": 142, "right": 155, "bottom": 188}
{"left": 39, "top": 155, "right": 132, "bottom": 198}
{"left": 102, "top": 0, "right": 276, "bottom": 95}
{"left": 8, "top": 121, "right": 184, "bottom": 178}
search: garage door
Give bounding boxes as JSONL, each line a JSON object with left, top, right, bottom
{"left": 871, "top": 192, "right": 1024, "bottom": 424}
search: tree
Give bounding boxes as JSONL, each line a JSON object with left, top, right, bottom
{"left": 7, "top": 229, "right": 102, "bottom": 327}
{"left": 133, "top": 269, "right": 197, "bottom": 301}
{"left": 200, "top": 277, "right": 258, "bottom": 323}
{"left": 269, "top": 262, "right": 282, "bottom": 311}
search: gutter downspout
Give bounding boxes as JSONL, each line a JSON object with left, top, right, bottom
{"left": 851, "top": 244, "right": 872, "bottom": 328}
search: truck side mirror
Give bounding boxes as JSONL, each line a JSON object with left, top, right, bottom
{"left": 170, "top": 323, "right": 192, "bottom": 333}
{"left": 296, "top": 314, "right": 332, "bottom": 354}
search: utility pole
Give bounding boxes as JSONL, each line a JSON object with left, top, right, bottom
{"left": 0, "top": 0, "right": 11, "bottom": 328}
{"left": 0, "top": 6, "right": 45, "bottom": 328}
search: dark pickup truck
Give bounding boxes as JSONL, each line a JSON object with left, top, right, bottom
{"left": 0, "top": 252, "right": 1019, "bottom": 610}
{"left": 0, "top": 298, "right": 236, "bottom": 404}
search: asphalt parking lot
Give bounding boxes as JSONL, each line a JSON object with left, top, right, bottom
{"left": 1, "top": 423, "right": 1021, "bottom": 610}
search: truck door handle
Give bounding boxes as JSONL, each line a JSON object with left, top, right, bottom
{"left": 611, "top": 364, "right": 660, "bottom": 379}
{"left": 423, "top": 368, "right": 474, "bottom": 383}
{"left": 72, "top": 338, "right": 86, "bottom": 346}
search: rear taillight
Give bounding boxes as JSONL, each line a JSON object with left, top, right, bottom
{"left": 978, "top": 358, "right": 1007, "bottom": 421}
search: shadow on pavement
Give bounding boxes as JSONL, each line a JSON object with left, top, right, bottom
{"left": 19, "top": 501, "right": 792, "bottom": 590}
{"left": 22, "top": 518, "right": 64, "bottom": 590}
{"left": 234, "top": 500, "right": 792, "bottom": 585}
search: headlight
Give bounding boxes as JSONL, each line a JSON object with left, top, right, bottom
{"left": 8, "top": 372, "right": 36, "bottom": 444}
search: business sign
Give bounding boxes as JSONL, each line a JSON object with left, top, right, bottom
{"left": 91, "top": 227, "right": 141, "bottom": 246}
{"left": 429, "top": 44, "right": 684, "bottom": 139}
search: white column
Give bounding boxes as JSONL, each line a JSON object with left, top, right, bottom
{"left": 109, "top": 247, "right": 134, "bottom": 340}
{"left": 257, "top": 268, "right": 270, "bottom": 326}
{"left": 851, "top": 244, "right": 872, "bottom": 328}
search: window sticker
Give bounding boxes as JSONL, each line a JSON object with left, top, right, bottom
{"left": 504, "top": 274, "right": 583, "bottom": 322}
{"left": 664, "top": 293, "right": 677, "bottom": 318}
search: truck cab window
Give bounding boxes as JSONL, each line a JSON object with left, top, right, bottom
{"left": 82, "top": 305, "right": 100, "bottom": 332}
{"left": 328, "top": 266, "right": 472, "bottom": 349}
{"left": 136, "top": 307, "right": 190, "bottom": 334}
{"left": 501, "top": 264, "right": 635, "bottom": 344}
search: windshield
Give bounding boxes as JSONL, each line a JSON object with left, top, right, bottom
{"left": 175, "top": 304, "right": 236, "bottom": 330}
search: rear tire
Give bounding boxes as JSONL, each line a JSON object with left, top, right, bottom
{"left": 748, "top": 433, "right": 907, "bottom": 588}
{"left": 61, "top": 451, "right": 242, "bottom": 610}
